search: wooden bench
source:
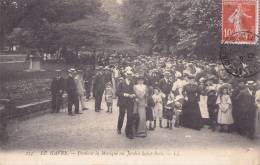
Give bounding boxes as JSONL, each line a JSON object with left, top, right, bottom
{"left": 1, "top": 95, "right": 68, "bottom": 119}
{"left": 14, "top": 99, "right": 52, "bottom": 118}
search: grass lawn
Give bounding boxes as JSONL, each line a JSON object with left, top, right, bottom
{"left": 0, "top": 61, "right": 92, "bottom": 106}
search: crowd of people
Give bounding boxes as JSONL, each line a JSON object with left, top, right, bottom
{"left": 50, "top": 54, "right": 260, "bottom": 140}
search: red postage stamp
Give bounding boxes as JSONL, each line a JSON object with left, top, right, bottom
{"left": 222, "top": 0, "right": 259, "bottom": 44}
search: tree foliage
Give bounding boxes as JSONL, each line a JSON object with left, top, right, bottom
{"left": 122, "top": 0, "right": 221, "bottom": 60}
{"left": 1, "top": 0, "right": 123, "bottom": 53}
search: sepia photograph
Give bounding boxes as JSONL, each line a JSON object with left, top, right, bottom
{"left": 0, "top": 0, "right": 259, "bottom": 164}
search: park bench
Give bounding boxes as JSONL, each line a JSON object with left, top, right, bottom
{"left": 0, "top": 94, "right": 68, "bottom": 119}
{"left": 0, "top": 95, "right": 68, "bottom": 142}
{"left": 15, "top": 99, "right": 52, "bottom": 118}
{"left": 15, "top": 94, "right": 68, "bottom": 118}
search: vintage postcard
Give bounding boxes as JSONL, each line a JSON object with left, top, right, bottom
{"left": 0, "top": 0, "right": 259, "bottom": 165}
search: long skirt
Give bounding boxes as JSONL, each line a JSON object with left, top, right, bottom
{"left": 112, "top": 77, "right": 116, "bottom": 94}
{"left": 199, "top": 95, "right": 209, "bottom": 119}
{"left": 137, "top": 104, "right": 147, "bottom": 137}
{"left": 255, "top": 108, "right": 260, "bottom": 138}
{"left": 165, "top": 108, "right": 174, "bottom": 120}
{"left": 182, "top": 99, "right": 203, "bottom": 130}
{"left": 146, "top": 107, "right": 154, "bottom": 121}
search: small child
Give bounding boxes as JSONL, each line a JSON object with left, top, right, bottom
{"left": 173, "top": 95, "right": 184, "bottom": 128}
{"left": 152, "top": 87, "right": 165, "bottom": 128}
{"left": 146, "top": 87, "right": 155, "bottom": 130}
{"left": 165, "top": 90, "right": 175, "bottom": 129}
{"left": 105, "top": 82, "right": 114, "bottom": 113}
{"left": 217, "top": 84, "right": 233, "bottom": 132}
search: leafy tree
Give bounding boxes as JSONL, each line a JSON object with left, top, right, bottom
{"left": 122, "top": 0, "right": 221, "bottom": 60}
{"left": 2, "top": 0, "right": 104, "bottom": 51}
{"left": 0, "top": 0, "right": 21, "bottom": 49}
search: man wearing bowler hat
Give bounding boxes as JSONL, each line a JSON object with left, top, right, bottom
{"left": 236, "top": 81, "right": 257, "bottom": 139}
{"left": 51, "top": 69, "right": 65, "bottom": 113}
{"left": 92, "top": 66, "right": 106, "bottom": 112}
{"left": 66, "top": 68, "right": 80, "bottom": 116}
{"left": 116, "top": 69, "right": 136, "bottom": 139}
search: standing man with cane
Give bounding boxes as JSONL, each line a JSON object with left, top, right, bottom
{"left": 116, "top": 69, "right": 136, "bottom": 139}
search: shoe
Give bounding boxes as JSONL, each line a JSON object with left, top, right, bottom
{"left": 174, "top": 123, "right": 179, "bottom": 128}
{"left": 219, "top": 127, "right": 224, "bottom": 133}
{"left": 75, "top": 112, "right": 83, "bottom": 114}
{"left": 159, "top": 120, "right": 163, "bottom": 128}
{"left": 166, "top": 122, "right": 169, "bottom": 128}
{"left": 169, "top": 123, "right": 173, "bottom": 130}
{"left": 148, "top": 123, "right": 153, "bottom": 130}
{"left": 82, "top": 108, "right": 88, "bottom": 111}
{"left": 126, "top": 135, "right": 134, "bottom": 139}
{"left": 117, "top": 129, "right": 121, "bottom": 135}
{"left": 68, "top": 113, "right": 75, "bottom": 116}
{"left": 106, "top": 111, "right": 110, "bottom": 113}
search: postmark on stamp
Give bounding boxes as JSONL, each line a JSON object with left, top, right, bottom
{"left": 222, "top": 0, "right": 259, "bottom": 44}
{"left": 220, "top": 31, "right": 260, "bottom": 78}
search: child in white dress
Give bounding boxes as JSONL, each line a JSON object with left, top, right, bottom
{"left": 173, "top": 95, "right": 185, "bottom": 128}
{"left": 152, "top": 87, "right": 166, "bottom": 128}
{"left": 217, "top": 85, "right": 233, "bottom": 132}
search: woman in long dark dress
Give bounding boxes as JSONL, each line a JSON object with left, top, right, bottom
{"left": 181, "top": 75, "right": 203, "bottom": 130}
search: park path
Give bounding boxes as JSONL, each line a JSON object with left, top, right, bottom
{"left": 0, "top": 98, "right": 259, "bottom": 165}
{"left": 1, "top": 98, "right": 260, "bottom": 151}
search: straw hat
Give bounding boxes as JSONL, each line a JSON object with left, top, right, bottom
{"left": 175, "top": 71, "right": 182, "bottom": 78}
{"left": 246, "top": 81, "right": 256, "bottom": 86}
{"left": 163, "top": 70, "right": 171, "bottom": 76}
{"left": 125, "top": 70, "right": 133, "bottom": 76}
{"left": 218, "top": 83, "right": 231, "bottom": 93}
{"left": 199, "top": 77, "right": 206, "bottom": 83}
{"left": 125, "top": 66, "right": 132, "bottom": 72}
{"left": 68, "top": 68, "right": 77, "bottom": 73}
{"left": 96, "top": 66, "right": 103, "bottom": 70}
{"left": 135, "top": 73, "right": 144, "bottom": 80}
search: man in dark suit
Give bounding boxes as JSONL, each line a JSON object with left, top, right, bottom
{"left": 116, "top": 69, "right": 136, "bottom": 139}
{"left": 92, "top": 66, "right": 106, "bottom": 112}
{"left": 51, "top": 70, "right": 65, "bottom": 113}
{"left": 236, "top": 81, "right": 257, "bottom": 139}
{"left": 66, "top": 68, "right": 80, "bottom": 116}
{"left": 158, "top": 71, "right": 173, "bottom": 98}
{"left": 158, "top": 71, "right": 173, "bottom": 127}
{"left": 103, "top": 66, "right": 112, "bottom": 84}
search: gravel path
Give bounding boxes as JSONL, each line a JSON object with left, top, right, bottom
{"left": 1, "top": 98, "right": 259, "bottom": 150}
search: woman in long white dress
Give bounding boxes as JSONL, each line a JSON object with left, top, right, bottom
{"left": 134, "top": 75, "right": 148, "bottom": 137}
{"left": 198, "top": 78, "right": 209, "bottom": 120}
